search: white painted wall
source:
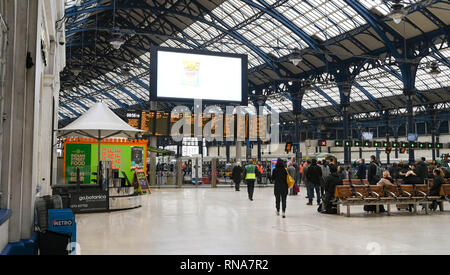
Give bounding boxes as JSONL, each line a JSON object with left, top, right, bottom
{"left": 0, "top": 0, "right": 65, "bottom": 247}
{"left": 0, "top": 220, "right": 8, "bottom": 252}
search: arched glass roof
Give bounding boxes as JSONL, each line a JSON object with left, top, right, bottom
{"left": 59, "top": 0, "right": 450, "bottom": 121}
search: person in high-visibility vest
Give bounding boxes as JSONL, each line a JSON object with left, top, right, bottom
{"left": 244, "top": 159, "right": 257, "bottom": 201}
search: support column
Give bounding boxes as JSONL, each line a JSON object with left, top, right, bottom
{"left": 235, "top": 141, "right": 242, "bottom": 163}
{"left": 404, "top": 89, "right": 415, "bottom": 164}
{"left": 341, "top": 88, "right": 351, "bottom": 165}
{"left": 385, "top": 111, "right": 391, "bottom": 165}
{"left": 226, "top": 141, "right": 230, "bottom": 163}
{"left": 149, "top": 137, "right": 157, "bottom": 186}
{"left": 394, "top": 126, "right": 399, "bottom": 159}
{"left": 2, "top": 0, "right": 42, "bottom": 242}
{"left": 38, "top": 75, "right": 56, "bottom": 196}
{"left": 198, "top": 139, "right": 203, "bottom": 157}
{"left": 290, "top": 83, "right": 304, "bottom": 164}
{"left": 430, "top": 110, "right": 437, "bottom": 161}
{"left": 211, "top": 158, "right": 217, "bottom": 188}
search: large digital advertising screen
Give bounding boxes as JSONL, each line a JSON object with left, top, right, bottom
{"left": 150, "top": 47, "right": 248, "bottom": 105}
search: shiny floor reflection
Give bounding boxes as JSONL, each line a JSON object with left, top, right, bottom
{"left": 76, "top": 188, "right": 450, "bottom": 255}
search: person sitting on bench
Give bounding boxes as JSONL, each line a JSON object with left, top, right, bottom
{"left": 403, "top": 171, "right": 423, "bottom": 185}
{"left": 377, "top": 171, "right": 395, "bottom": 187}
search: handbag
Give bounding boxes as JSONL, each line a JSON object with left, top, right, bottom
{"left": 286, "top": 169, "right": 295, "bottom": 189}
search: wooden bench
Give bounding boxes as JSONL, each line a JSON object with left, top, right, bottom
{"left": 334, "top": 185, "right": 394, "bottom": 217}
{"left": 436, "top": 184, "right": 450, "bottom": 211}
{"left": 351, "top": 179, "right": 363, "bottom": 185}
{"left": 333, "top": 183, "right": 445, "bottom": 217}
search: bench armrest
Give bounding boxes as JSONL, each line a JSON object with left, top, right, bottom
{"left": 417, "top": 191, "right": 427, "bottom": 197}
{"left": 370, "top": 191, "right": 380, "bottom": 198}
{"left": 402, "top": 191, "right": 412, "bottom": 197}
{"left": 355, "top": 192, "right": 363, "bottom": 198}
{"left": 387, "top": 191, "right": 398, "bottom": 199}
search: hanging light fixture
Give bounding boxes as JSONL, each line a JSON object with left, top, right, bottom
{"left": 110, "top": 34, "right": 125, "bottom": 50}
{"left": 388, "top": 0, "right": 407, "bottom": 24}
{"left": 289, "top": 48, "right": 303, "bottom": 66}
{"left": 429, "top": 61, "right": 441, "bottom": 76}
{"left": 109, "top": 0, "right": 124, "bottom": 50}
{"left": 72, "top": 66, "right": 82, "bottom": 76}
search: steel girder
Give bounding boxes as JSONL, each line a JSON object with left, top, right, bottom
{"left": 60, "top": 1, "right": 450, "bottom": 122}
{"left": 64, "top": 1, "right": 281, "bottom": 74}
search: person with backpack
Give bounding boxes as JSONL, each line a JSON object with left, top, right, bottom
{"left": 364, "top": 156, "right": 384, "bottom": 213}
{"left": 368, "top": 155, "right": 381, "bottom": 185}
{"left": 306, "top": 159, "right": 322, "bottom": 206}
{"left": 271, "top": 158, "right": 288, "bottom": 218}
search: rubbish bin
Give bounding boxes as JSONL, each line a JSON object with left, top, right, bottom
{"left": 38, "top": 230, "right": 71, "bottom": 255}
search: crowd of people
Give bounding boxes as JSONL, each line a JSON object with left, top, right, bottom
{"left": 230, "top": 156, "right": 450, "bottom": 217}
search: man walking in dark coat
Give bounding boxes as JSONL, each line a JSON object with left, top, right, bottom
{"left": 306, "top": 159, "right": 322, "bottom": 205}
{"left": 232, "top": 162, "right": 243, "bottom": 191}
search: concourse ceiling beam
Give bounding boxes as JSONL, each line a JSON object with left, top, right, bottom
{"left": 65, "top": 2, "right": 281, "bottom": 75}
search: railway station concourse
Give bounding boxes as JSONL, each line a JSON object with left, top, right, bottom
{"left": 0, "top": 0, "right": 449, "bottom": 257}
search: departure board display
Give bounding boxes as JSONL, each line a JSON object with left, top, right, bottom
{"left": 224, "top": 114, "right": 234, "bottom": 139}
{"left": 258, "top": 115, "right": 268, "bottom": 140}
{"left": 169, "top": 113, "right": 183, "bottom": 137}
{"left": 126, "top": 112, "right": 141, "bottom": 129}
{"left": 236, "top": 114, "right": 246, "bottom": 140}
{"left": 155, "top": 112, "right": 169, "bottom": 136}
{"left": 248, "top": 115, "right": 258, "bottom": 140}
{"left": 211, "top": 114, "right": 223, "bottom": 139}
{"left": 140, "top": 111, "right": 155, "bottom": 134}
{"left": 184, "top": 114, "right": 194, "bottom": 137}
{"left": 127, "top": 110, "right": 270, "bottom": 141}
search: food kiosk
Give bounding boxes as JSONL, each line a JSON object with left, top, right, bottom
{"left": 54, "top": 102, "right": 149, "bottom": 213}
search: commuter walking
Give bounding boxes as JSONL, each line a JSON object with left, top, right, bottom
{"left": 244, "top": 159, "right": 257, "bottom": 201}
{"left": 232, "top": 162, "right": 243, "bottom": 191}
{"left": 302, "top": 160, "right": 312, "bottom": 199}
{"left": 256, "top": 161, "right": 264, "bottom": 185}
{"left": 287, "top": 161, "right": 296, "bottom": 196}
{"left": 306, "top": 159, "right": 322, "bottom": 205}
{"left": 271, "top": 158, "right": 288, "bottom": 218}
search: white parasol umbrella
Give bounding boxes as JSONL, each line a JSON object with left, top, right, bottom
{"left": 58, "top": 102, "right": 142, "bottom": 179}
